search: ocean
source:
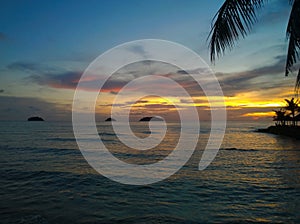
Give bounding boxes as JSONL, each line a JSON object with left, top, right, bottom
{"left": 0, "top": 121, "right": 299, "bottom": 223}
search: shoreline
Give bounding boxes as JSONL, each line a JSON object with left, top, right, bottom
{"left": 257, "top": 125, "right": 300, "bottom": 140}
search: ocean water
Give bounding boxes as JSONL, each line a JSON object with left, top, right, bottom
{"left": 0, "top": 121, "right": 299, "bottom": 223}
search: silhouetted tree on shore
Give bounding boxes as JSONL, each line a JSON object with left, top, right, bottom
{"left": 273, "top": 98, "right": 299, "bottom": 126}
{"left": 273, "top": 109, "right": 287, "bottom": 126}
{"left": 285, "top": 98, "right": 300, "bottom": 126}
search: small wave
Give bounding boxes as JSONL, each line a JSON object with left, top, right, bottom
{"left": 15, "top": 215, "right": 48, "bottom": 224}
{"left": 141, "top": 131, "right": 160, "bottom": 134}
{"left": 220, "top": 148, "right": 258, "bottom": 152}
{"left": 46, "top": 137, "right": 76, "bottom": 142}
{"left": 100, "top": 139, "right": 117, "bottom": 143}
{"left": 98, "top": 132, "right": 117, "bottom": 136}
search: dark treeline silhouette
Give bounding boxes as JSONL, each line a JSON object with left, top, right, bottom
{"left": 273, "top": 98, "right": 300, "bottom": 126}
{"left": 258, "top": 98, "right": 300, "bottom": 139}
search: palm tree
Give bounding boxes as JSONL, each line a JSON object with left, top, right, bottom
{"left": 273, "top": 108, "right": 286, "bottom": 126}
{"left": 284, "top": 97, "right": 299, "bottom": 125}
{"left": 208, "top": 0, "right": 300, "bottom": 91}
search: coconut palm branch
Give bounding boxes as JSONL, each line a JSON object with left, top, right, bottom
{"left": 208, "top": 0, "right": 265, "bottom": 61}
{"left": 286, "top": 0, "right": 300, "bottom": 90}
{"left": 208, "top": 0, "right": 300, "bottom": 91}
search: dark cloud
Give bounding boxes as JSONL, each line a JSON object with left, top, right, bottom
{"left": 0, "top": 89, "right": 4, "bottom": 93}
{"left": 8, "top": 61, "right": 128, "bottom": 92}
{"left": 126, "top": 44, "right": 148, "bottom": 58}
{"left": 7, "top": 61, "right": 60, "bottom": 75}
{"left": 157, "top": 55, "right": 294, "bottom": 98}
{"left": 216, "top": 55, "right": 289, "bottom": 96}
{"left": 109, "top": 91, "right": 118, "bottom": 95}
{"left": 136, "top": 100, "right": 149, "bottom": 104}
{"left": 134, "top": 104, "right": 175, "bottom": 109}
{"left": 7, "top": 61, "right": 86, "bottom": 90}
{"left": 7, "top": 62, "right": 38, "bottom": 72}
{"left": 101, "top": 79, "right": 128, "bottom": 92}
{"left": 9, "top": 55, "right": 292, "bottom": 99}
{"left": 26, "top": 69, "right": 132, "bottom": 92}
{"left": 177, "top": 67, "right": 210, "bottom": 75}
{"left": 180, "top": 99, "right": 193, "bottom": 104}
{"left": 98, "top": 103, "right": 128, "bottom": 107}
{"left": 177, "top": 70, "right": 189, "bottom": 75}
{"left": 28, "top": 72, "right": 82, "bottom": 89}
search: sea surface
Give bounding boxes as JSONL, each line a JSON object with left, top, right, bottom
{"left": 0, "top": 121, "right": 299, "bottom": 223}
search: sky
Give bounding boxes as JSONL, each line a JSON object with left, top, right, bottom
{"left": 0, "top": 0, "right": 297, "bottom": 121}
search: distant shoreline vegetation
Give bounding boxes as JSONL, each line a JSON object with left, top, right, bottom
{"left": 258, "top": 98, "right": 300, "bottom": 139}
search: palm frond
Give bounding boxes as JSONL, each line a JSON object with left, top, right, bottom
{"left": 286, "top": 0, "right": 300, "bottom": 93}
{"left": 296, "top": 68, "right": 300, "bottom": 94}
{"left": 286, "top": 0, "right": 300, "bottom": 78}
{"left": 208, "top": 0, "right": 265, "bottom": 62}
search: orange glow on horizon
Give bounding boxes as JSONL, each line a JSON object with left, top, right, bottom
{"left": 93, "top": 87, "right": 295, "bottom": 120}
{"left": 242, "top": 112, "right": 275, "bottom": 118}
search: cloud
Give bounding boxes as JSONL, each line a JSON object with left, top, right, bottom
{"left": 7, "top": 61, "right": 61, "bottom": 75}
{"left": 126, "top": 44, "right": 148, "bottom": 58}
{"left": 0, "top": 89, "right": 4, "bottom": 93}
{"left": 28, "top": 72, "right": 82, "bottom": 89}
{"left": 24, "top": 60, "right": 182, "bottom": 93}
{"left": 7, "top": 62, "right": 38, "bottom": 72}
{"left": 180, "top": 99, "right": 193, "bottom": 104}
{"left": 10, "top": 56, "right": 294, "bottom": 101}
{"left": 216, "top": 55, "right": 290, "bottom": 96}
{"left": 136, "top": 100, "right": 149, "bottom": 104}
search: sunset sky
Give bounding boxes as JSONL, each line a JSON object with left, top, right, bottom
{"left": 0, "top": 0, "right": 297, "bottom": 121}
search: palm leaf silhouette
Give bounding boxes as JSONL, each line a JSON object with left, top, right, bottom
{"left": 286, "top": 0, "right": 300, "bottom": 90}
{"left": 209, "top": 0, "right": 300, "bottom": 91}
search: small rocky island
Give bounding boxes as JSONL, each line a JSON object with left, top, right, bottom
{"left": 27, "top": 116, "right": 45, "bottom": 121}
{"left": 105, "top": 117, "right": 116, "bottom": 122}
{"left": 139, "top": 116, "right": 163, "bottom": 122}
{"left": 257, "top": 98, "right": 300, "bottom": 139}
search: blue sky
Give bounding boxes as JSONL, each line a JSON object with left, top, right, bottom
{"left": 0, "top": 0, "right": 297, "bottom": 121}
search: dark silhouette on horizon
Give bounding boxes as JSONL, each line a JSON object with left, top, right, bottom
{"left": 258, "top": 98, "right": 300, "bottom": 139}
{"left": 105, "top": 117, "right": 116, "bottom": 122}
{"left": 273, "top": 98, "right": 300, "bottom": 127}
{"left": 27, "top": 116, "right": 44, "bottom": 121}
{"left": 139, "top": 116, "right": 163, "bottom": 122}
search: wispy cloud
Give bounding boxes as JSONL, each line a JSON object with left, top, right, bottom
{"left": 126, "top": 44, "right": 149, "bottom": 58}
{"left": 7, "top": 62, "right": 39, "bottom": 72}
{"left": 28, "top": 72, "right": 82, "bottom": 90}
{"left": 8, "top": 56, "right": 295, "bottom": 102}
{"left": 216, "top": 55, "right": 291, "bottom": 96}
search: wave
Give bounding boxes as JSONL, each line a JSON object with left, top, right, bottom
{"left": 220, "top": 148, "right": 258, "bottom": 152}
{"left": 99, "top": 132, "right": 117, "bottom": 136}
{"left": 141, "top": 131, "right": 160, "bottom": 134}
{"left": 46, "top": 137, "right": 76, "bottom": 142}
